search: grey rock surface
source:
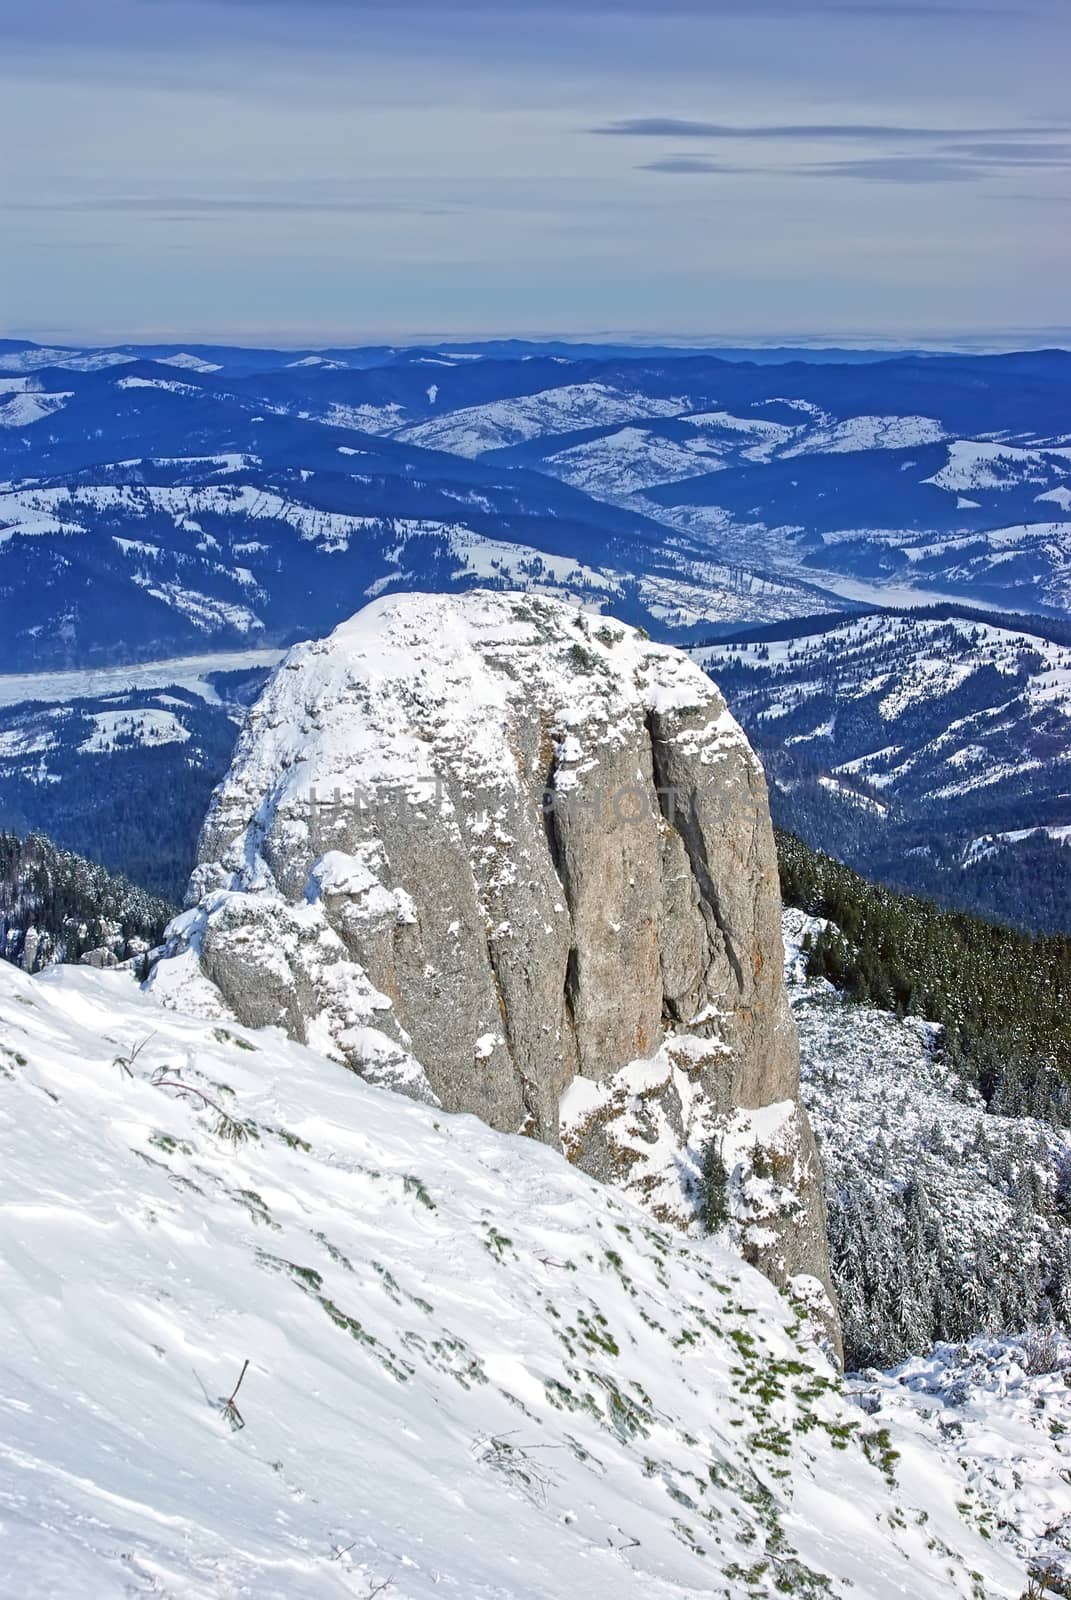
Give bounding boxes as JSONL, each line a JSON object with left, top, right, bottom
{"left": 159, "top": 591, "right": 838, "bottom": 1348}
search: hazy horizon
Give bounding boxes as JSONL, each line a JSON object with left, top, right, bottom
{"left": 5, "top": 327, "right": 1071, "bottom": 355}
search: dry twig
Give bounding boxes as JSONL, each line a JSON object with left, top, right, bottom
{"left": 220, "top": 1358, "right": 250, "bottom": 1431}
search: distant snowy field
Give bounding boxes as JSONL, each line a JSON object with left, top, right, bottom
{"left": 0, "top": 649, "right": 284, "bottom": 708}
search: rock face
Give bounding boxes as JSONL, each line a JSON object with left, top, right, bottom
{"left": 160, "top": 591, "right": 837, "bottom": 1346}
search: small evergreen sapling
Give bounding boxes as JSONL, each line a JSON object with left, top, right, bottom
{"left": 699, "top": 1140, "right": 730, "bottom": 1233}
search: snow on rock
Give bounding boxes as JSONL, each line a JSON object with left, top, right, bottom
{"left": 0, "top": 958, "right": 1033, "bottom": 1597}
{"left": 162, "top": 590, "right": 837, "bottom": 1328}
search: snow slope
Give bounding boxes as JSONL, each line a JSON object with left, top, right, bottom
{"left": 396, "top": 384, "right": 691, "bottom": 457}
{"left": 923, "top": 440, "right": 1071, "bottom": 494}
{"left": 0, "top": 346, "right": 135, "bottom": 374}
{"left": 0, "top": 649, "right": 284, "bottom": 709}
{"left": 0, "top": 959, "right": 1031, "bottom": 1597}
{"left": 540, "top": 426, "right": 731, "bottom": 499}
{"left": 78, "top": 706, "right": 192, "bottom": 753}
{"left": 781, "top": 415, "right": 947, "bottom": 456}
{"left": 855, "top": 1335, "right": 1071, "bottom": 1586}
{"left": 0, "top": 483, "right": 428, "bottom": 553}
{"left": 785, "top": 910, "right": 1071, "bottom": 1581}
{"left": 0, "top": 391, "right": 73, "bottom": 429}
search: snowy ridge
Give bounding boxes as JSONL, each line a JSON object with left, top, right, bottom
{"left": 0, "top": 957, "right": 1032, "bottom": 1597}
{"left": 0, "top": 346, "right": 136, "bottom": 374}
{"left": 0, "top": 391, "right": 73, "bottom": 429}
{"left": 0, "top": 482, "right": 458, "bottom": 553}
{"left": 0, "top": 649, "right": 283, "bottom": 709}
{"left": 0, "top": 457, "right": 840, "bottom": 669}
{"left": 396, "top": 383, "right": 692, "bottom": 457}
{"left": 700, "top": 612, "right": 1071, "bottom": 805}
{"left": 923, "top": 439, "right": 1071, "bottom": 493}
{"left": 781, "top": 414, "right": 947, "bottom": 456}
{"left": 428, "top": 525, "right": 833, "bottom": 629}
{"left": 77, "top": 706, "right": 193, "bottom": 754}
{"left": 963, "top": 824, "right": 1071, "bottom": 864}
{"left": 2, "top": 339, "right": 1066, "bottom": 633}
{"left": 539, "top": 426, "right": 731, "bottom": 499}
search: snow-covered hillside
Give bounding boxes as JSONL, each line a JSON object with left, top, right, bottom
{"left": 784, "top": 908, "right": 1071, "bottom": 1582}
{"left": 0, "top": 832, "right": 172, "bottom": 972}
{"left": 0, "top": 958, "right": 1033, "bottom": 1597}
{"left": 0, "top": 682, "right": 261, "bottom": 901}
{"left": 700, "top": 611, "right": 1071, "bottom": 928}
{"left": 0, "top": 390, "right": 73, "bottom": 428}
{"left": 536, "top": 425, "right": 731, "bottom": 499}
{"left": 702, "top": 613, "right": 1071, "bottom": 806}
{"left": 3, "top": 342, "right": 1068, "bottom": 672}
{"left": 877, "top": 519, "right": 1071, "bottom": 613}
{"left": 395, "top": 382, "right": 692, "bottom": 457}
{"left": 0, "top": 453, "right": 840, "bottom": 671}
{"left": 786, "top": 909, "right": 1071, "bottom": 1352}
{"left": 855, "top": 1335, "right": 1071, "bottom": 1588}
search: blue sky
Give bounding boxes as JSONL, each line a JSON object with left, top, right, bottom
{"left": 1, "top": 0, "right": 1067, "bottom": 344}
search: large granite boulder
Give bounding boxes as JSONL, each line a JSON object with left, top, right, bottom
{"left": 157, "top": 591, "right": 838, "bottom": 1349}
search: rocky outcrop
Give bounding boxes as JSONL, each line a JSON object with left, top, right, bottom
{"left": 157, "top": 591, "right": 838, "bottom": 1349}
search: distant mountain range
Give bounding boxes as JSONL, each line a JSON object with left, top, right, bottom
{"left": 700, "top": 606, "right": 1071, "bottom": 931}
{"left": 0, "top": 336, "right": 1068, "bottom": 921}
{"left": 1, "top": 341, "right": 1068, "bottom": 673}
{"left": 0, "top": 664, "right": 266, "bottom": 898}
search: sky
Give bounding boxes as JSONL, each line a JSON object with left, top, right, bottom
{"left": 1, "top": 0, "right": 1068, "bottom": 345}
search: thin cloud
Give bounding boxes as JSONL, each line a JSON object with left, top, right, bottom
{"left": 810, "top": 156, "right": 988, "bottom": 183}
{"left": 3, "top": 195, "right": 456, "bottom": 217}
{"left": 812, "top": 151, "right": 1071, "bottom": 179}
{"left": 947, "top": 139, "right": 1071, "bottom": 161}
{"left": 638, "top": 146, "right": 1071, "bottom": 183}
{"left": 596, "top": 117, "right": 1071, "bottom": 140}
{"left": 639, "top": 156, "right": 757, "bottom": 174}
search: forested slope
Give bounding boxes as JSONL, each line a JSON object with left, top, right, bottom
{"left": 0, "top": 832, "right": 173, "bottom": 971}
